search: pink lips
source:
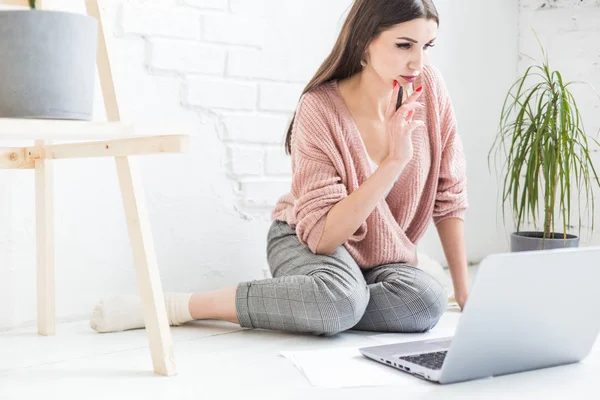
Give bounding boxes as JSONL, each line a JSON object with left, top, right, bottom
{"left": 401, "top": 75, "right": 419, "bottom": 82}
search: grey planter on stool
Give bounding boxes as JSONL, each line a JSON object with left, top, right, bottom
{"left": 0, "top": 10, "right": 97, "bottom": 120}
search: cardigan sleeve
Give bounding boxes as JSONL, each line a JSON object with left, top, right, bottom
{"left": 290, "top": 90, "right": 367, "bottom": 253}
{"left": 428, "top": 66, "right": 469, "bottom": 224}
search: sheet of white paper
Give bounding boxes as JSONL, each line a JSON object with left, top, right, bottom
{"left": 280, "top": 312, "right": 463, "bottom": 388}
{"left": 280, "top": 346, "right": 411, "bottom": 388}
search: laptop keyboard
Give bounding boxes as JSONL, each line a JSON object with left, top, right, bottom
{"left": 398, "top": 351, "right": 447, "bottom": 370}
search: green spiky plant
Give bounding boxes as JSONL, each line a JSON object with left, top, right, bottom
{"left": 488, "top": 31, "right": 600, "bottom": 245}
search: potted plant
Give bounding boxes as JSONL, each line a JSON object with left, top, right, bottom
{"left": 0, "top": 0, "right": 98, "bottom": 120}
{"left": 488, "top": 33, "right": 600, "bottom": 252}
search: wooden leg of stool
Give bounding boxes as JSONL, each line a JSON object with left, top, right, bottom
{"left": 115, "top": 155, "right": 176, "bottom": 377}
{"left": 35, "top": 140, "right": 56, "bottom": 336}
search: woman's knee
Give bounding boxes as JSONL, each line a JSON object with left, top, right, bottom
{"left": 310, "top": 269, "right": 370, "bottom": 336}
{"left": 387, "top": 268, "right": 448, "bottom": 332}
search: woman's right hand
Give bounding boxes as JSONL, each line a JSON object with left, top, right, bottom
{"left": 384, "top": 80, "right": 426, "bottom": 167}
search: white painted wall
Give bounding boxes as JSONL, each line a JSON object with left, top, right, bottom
{"left": 0, "top": 0, "right": 525, "bottom": 330}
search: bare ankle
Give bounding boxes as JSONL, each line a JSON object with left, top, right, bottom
{"left": 189, "top": 285, "right": 239, "bottom": 324}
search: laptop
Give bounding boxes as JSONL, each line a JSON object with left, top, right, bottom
{"left": 359, "top": 246, "right": 600, "bottom": 384}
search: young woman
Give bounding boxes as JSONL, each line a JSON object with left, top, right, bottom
{"left": 91, "top": 0, "right": 469, "bottom": 336}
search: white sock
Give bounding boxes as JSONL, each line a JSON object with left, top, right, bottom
{"left": 90, "top": 292, "right": 193, "bottom": 333}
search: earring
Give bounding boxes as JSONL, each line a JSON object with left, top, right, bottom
{"left": 360, "top": 59, "right": 367, "bottom": 67}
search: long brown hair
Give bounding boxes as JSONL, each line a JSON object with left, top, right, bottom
{"left": 284, "top": 0, "right": 439, "bottom": 154}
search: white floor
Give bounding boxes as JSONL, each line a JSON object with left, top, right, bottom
{"left": 2, "top": 266, "right": 599, "bottom": 400}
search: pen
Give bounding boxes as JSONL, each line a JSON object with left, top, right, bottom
{"left": 396, "top": 86, "right": 403, "bottom": 112}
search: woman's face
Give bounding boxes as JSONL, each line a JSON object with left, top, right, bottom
{"left": 365, "top": 18, "right": 438, "bottom": 85}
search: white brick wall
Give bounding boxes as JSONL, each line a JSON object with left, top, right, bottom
{"left": 521, "top": 0, "right": 600, "bottom": 8}
{"left": 186, "top": 78, "right": 257, "bottom": 110}
{"left": 119, "top": 0, "right": 341, "bottom": 215}
{"left": 259, "top": 82, "right": 305, "bottom": 112}
{"left": 116, "top": 0, "right": 314, "bottom": 211}
{"left": 182, "top": 0, "right": 228, "bottom": 10}
{"left": 227, "top": 48, "right": 306, "bottom": 81}
{"left": 265, "top": 147, "right": 292, "bottom": 175}
{"left": 203, "top": 14, "right": 265, "bottom": 47}
{"left": 239, "top": 179, "right": 291, "bottom": 208}
{"left": 226, "top": 145, "right": 264, "bottom": 176}
{"left": 220, "top": 114, "right": 291, "bottom": 144}
{"left": 149, "top": 39, "right": 226, "bottom": 74}
{"left": 121, "top": 3, "right": 201, "bottom": 39}
{"left": 229, "top": 0, "right": 266, "bottom": 14}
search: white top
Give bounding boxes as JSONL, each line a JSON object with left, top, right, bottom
{"left": 367, "top": 156, "right": 396, "bottom": 198}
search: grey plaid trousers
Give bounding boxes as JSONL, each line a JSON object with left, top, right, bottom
{"left": 235, "top": 220, "right": 447, "bottom": 336}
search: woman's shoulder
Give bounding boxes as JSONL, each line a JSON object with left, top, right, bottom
{"left": 291, "top": 80, "right": 345, "bottom": 157}
{"left": 296, "top": 80, "right": 339, "bottom": 117}
{"left": 293, "top": 80, "right": 344, "bottom": 138}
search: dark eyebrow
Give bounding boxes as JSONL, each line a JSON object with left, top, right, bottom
{"left": 396, "top": 37, "right": 436, "bottom": 43}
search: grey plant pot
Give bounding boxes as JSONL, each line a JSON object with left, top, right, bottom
{"left": 0, "top": 10, "right": 98, "bottom": 120}
{"left": 510, "top": 231, "right": 580, "bottom": 252}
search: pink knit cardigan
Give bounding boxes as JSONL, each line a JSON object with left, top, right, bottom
{"left": 272, "top": 64, "right": 468, "bottom": 268}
